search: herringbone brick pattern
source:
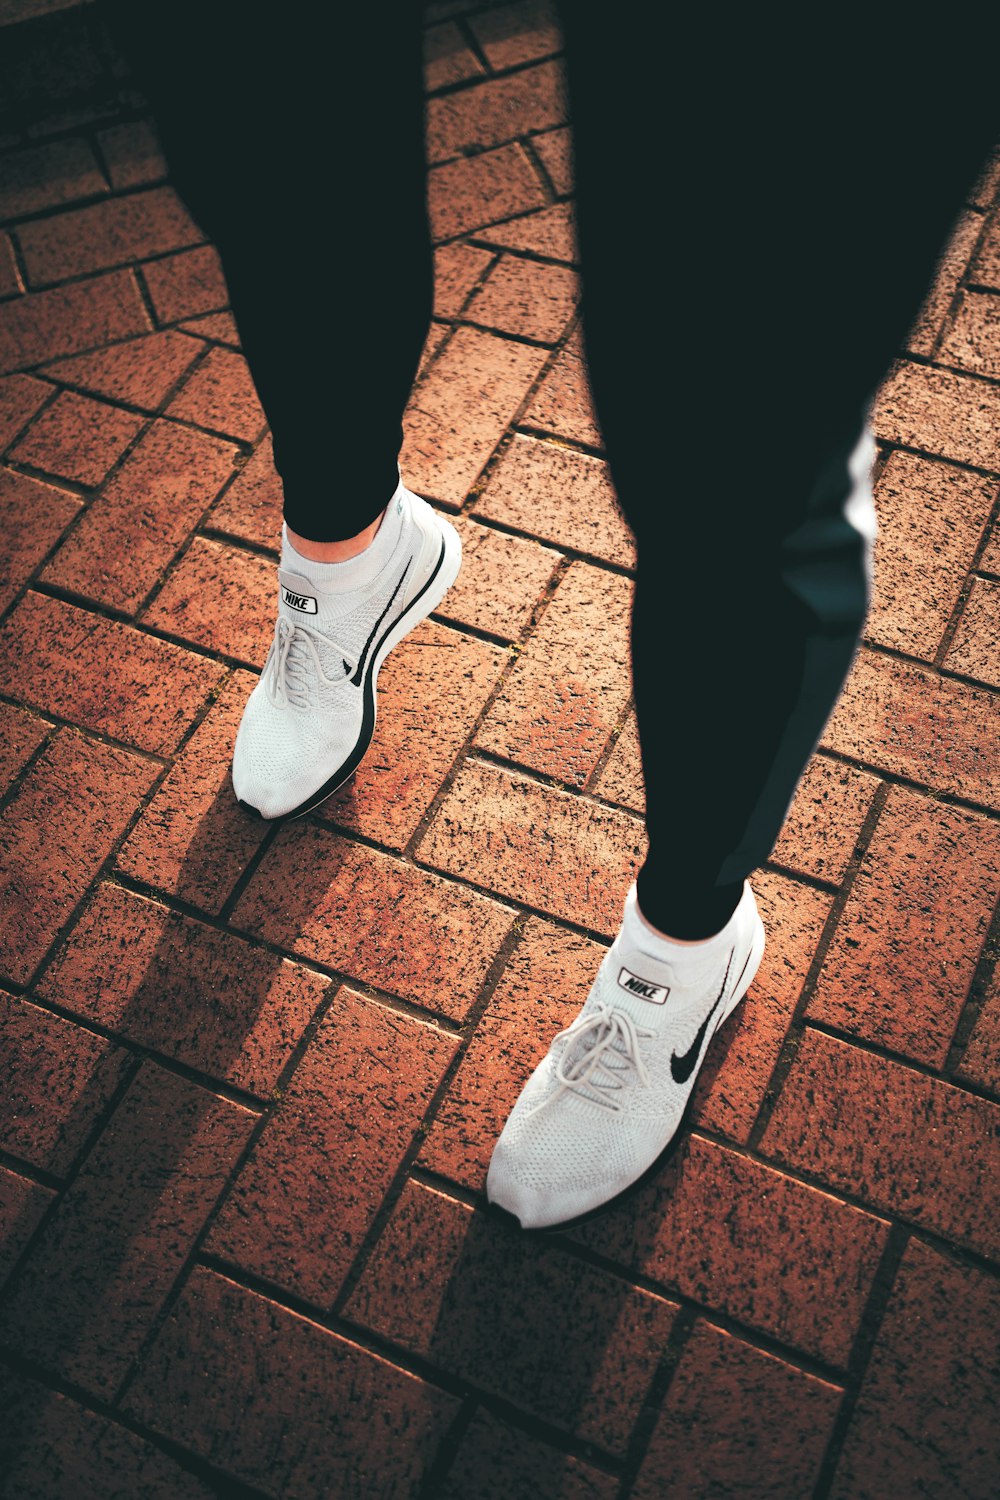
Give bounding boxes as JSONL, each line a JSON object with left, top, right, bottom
{"left": 0, "top": 3, "right": 998, "bottom": 1496}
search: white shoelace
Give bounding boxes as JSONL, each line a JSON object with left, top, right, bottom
{"left": 264, "top": 617, "right": 356, "bottom": 709}
{"left": 531, "top": 1004, "right": 653, "bottom": 1114}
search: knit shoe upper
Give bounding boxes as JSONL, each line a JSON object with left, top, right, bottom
{"left": 486, "top": 881, "right": 765, "bottom": 1230}
{"left": 232, "top": 488, "right": 461, "bottom": 819}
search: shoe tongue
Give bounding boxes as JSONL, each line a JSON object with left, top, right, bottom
{"left": 275, "top": 569, "right": 354, "bottom": 682}
{"left": 277, "top": 569, "right": 345, "bottom": 627}
{"left": 604, "top": 933, "right": 726, "bottom": 1026}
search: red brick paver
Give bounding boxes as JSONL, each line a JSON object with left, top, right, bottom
{"left": 0, "top": 1063, "right": 254, "bottom": 1397}
{"left": 124, "top": 1267, "right": 459, "bottom": 1497}
{"left": 632, "top": 1321, "right": 842, "bottom": 1500}
{"left": 345, "top": 1179, "right": 678, "bottom": 1453}
{"left": 0, "top": 7, "right": 997, "bottom": 1497}
{"left": 832, "top": 1240, "right": 1000, "bottom": 1498}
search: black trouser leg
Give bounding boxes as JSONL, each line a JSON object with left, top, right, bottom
{"left": 561, "top": 7, "right": 997, "bottom": 937}
{"left": 100, "top": 1, "right": 431, "bottom": 541}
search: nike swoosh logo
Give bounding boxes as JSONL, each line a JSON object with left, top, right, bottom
{"left": 669, "top": 948, "right": 734, "bottom": 1086}
{"left": 349, "top": 558, "right": 412, "bottom": 686}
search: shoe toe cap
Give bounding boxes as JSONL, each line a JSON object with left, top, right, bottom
{"left": 486, "top": 1150, "right": 571, "bottom": 1231}
{"left": 232, "top": 688, "right": 355, "bottom": 819}
{"left": 486, "top": 1131, "right": 607, "bottom": 1231}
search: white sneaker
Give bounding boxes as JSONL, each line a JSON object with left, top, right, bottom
{"left": 486, "top": 881, "right": 765, "bottom": 1230}
{"left": 232, "top": 484, "right": 462, "bottom": 819}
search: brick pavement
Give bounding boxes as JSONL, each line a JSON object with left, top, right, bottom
{"left": 0, "top": 2, "right": 998, "bottom": 1496}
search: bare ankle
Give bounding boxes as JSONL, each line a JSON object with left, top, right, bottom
{"left": 286, "top": 510, "right": 385, "bottom": 563}
{"left": 634, "top": 902, "right": 712, "bottom": 946}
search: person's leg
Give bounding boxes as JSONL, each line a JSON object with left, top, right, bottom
{"left": 100, "top": 0, "right": 430, "bottom": 540}
{"left": 101, "top": 1, "right": 463, "bottom": 818}
{"left": 564, "top": 10, "right": 997, "bottom": 941}
{"left": 488, "top": 6, "right": 998, "bottom": 1228}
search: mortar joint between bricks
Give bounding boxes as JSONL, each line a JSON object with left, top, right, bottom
{"left": 582, "top": 691, "right": 635, "bottom": 797}
{"left": 927, "top": 204, "right": 995, "bottom": 363}
{"left": 614, "top": 1304, "right": 700, "bottom": 1499}
{"left": 414, "top": 1394, "right": 479, "bottom": 1500}
{"left": 943, "top": 890, "right": 1000, "bottom": 1081}
{"left": 811, "top": 746, "right": 1000, "bottom": 825}
{"left": 424, "top": 47, "right": 567, "bottom": 107}
{"left": 189, "top": 1250, "right": 485, "bottom": 1409}
{"left": 933, "top": 479, "right": 1000, "bottom": 670}
{"left": 12, "top": 730, "right": 188, "bottom": 999}
{"left": 400, "top": 577, "right": 571, "bottom": 864}
{"left": 539, "top": 1201, "right": 855, "bottom": 1390}
{"left": 128, "top": 455, "right": 253, "bottom": 626}
{"left": 0, "top": 1050, "right": 142, "bottom": 1316}
{"left": 0, "top": 720, "right": 59, "bottom": 821}
{"left": 745, "top": 779, "right": 892, "bottom": 1152}
{"left": 16, "top": 984, "right": 275, "bottom": 1114}
{"left": 0, "top": 1146, "right": 62, "bottom": 1194}
{"left": 109, "top": 974, "right": 341, "bottom": 1409}
{"left": 0, "top": 1342, "right": 272, "bottom": 1500}
{"left": 322, "top": 916, "right": 526, "bottom": 1319}
{"left": 812, "top": 1221, "right": 911, "bottom": 1499}
{"left": 693, "top": 1103, "right": 1000, "bottom": 1285}
{"left": 0, "top": 692, "right": 171, "bottom": 771}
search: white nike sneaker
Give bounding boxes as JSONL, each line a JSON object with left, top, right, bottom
{"left": 486, "top": 881, "right": 765, "bottom": 1230}
{"left": 232, "top": 485, "right": 462, "bottom": 819}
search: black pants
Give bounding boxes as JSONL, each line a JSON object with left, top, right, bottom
{"left": 102, "top": 3, "right": 997, "bottom": 937}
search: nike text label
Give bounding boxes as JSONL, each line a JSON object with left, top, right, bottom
{"left": 282, "top": 587, "right": 318, "bottom": 614}
{"left": 617, "top": 966, "right": 669, "bottom": 1004}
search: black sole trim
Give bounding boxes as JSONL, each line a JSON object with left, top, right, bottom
{"left": 239, "top": 533, "right": 451, "bottom": 824}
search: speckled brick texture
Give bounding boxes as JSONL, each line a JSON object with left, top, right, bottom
{"left": 0, "top": 1167, "right": 53, "bottom": 1288}
{"left": 318, "top": 619, "right": 508, "bottom": 849}
{"left": 114, "top": 670, "right": 270, "bottom": 913}
{"left": 633, "top": 1321, "right": 842, "bottom": 1500}
{"left": 0, "top": 591, "right": 225, "bottom": 753}
{"left": 0, "top": 1062, "right": 254, "bottom": 1397}
{"left": 474, "top": 432, "right": 633, "bottom": 564}
{"left": 0, "top": 1368, "right": 216, "bottom": 1500}
{"left": 831, "top": 1241, "right": 1000, "bottom": 1498}
{"left": 233, "top": 823, "right": 516, "bottom": 1021}
{"left": 428, "top": 143, "right": 546, "bottom": 241}
{"left": 41, "top": 418, "right": 240, "bottom": 613}
{"left": 476, "top": 199, "right": 578, "bottom": 261}
{"left": 824, "top": 647, "right": 999, "bottom": 806}
{"left": 15, "top": 187, "right": 201, "bottom": 286}
{"left": 571, "top": 1134, "right": 888, "bottom": 1368}
{"left": 36, "top": 881, "right": 330, "bottom": 1095}
{"left": 441, "top": 1409, "right": 618, "bottom": 1499}
{"left": 868, "top": 450, "right": 996, "bottom": 658}
{"left": 0, "top": 700, "right": 49, "bottom": 792}
{"left": 0, "top": 993, "right": 129, "bottom": 1174}
{"left": 345, "top": 1180, "right": 678, "bottom": 1453}
{"left": 10, "top": 388, "right": 143, "bottom": 485}
{"left": 43, "top": 328, "right": 200, "bottom": 409}
{"left": 762, "top": 1029, "right": 1000, "bottom": 1258}
{"left": 465, "top": 253, "right": 578, "bottom": 342}
{"left": 474, "top": 558, "right": 632, "bottom": 784}
{"left": 123, "top": 1267, "right": 459, "bottom": 1497}
{"left": 0, "top": 730, "right": 157, "bottom": 984}
{"left": 807, "top": 785, "right": 1000, "bottom": 1065}
{"left": 0, "top": 468, "right": 80, "bottom": 614}
{"left": 208, "top": 987, "right": 457, "bottom": 1304}
{"left": 0, "top": 270, "right": 150, "bottom": 371}
{"left": 0, "top": 6, "right": 997, "bottom": 1496}
{"left": 401, "top": 326, "right": 549, "bottom": 505}
{"left": 141, "top": 243, "right": 228, "bottom": 325}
